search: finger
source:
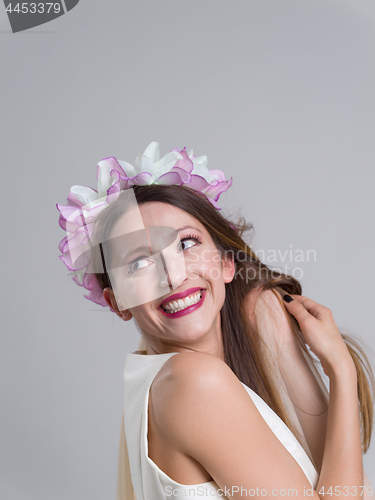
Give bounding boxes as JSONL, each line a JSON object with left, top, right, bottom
{"left": 283, "top": 295, "right": 314, "bottom": 324}
{"left": 289, "top": 295, "right": 328, "bottom": 320}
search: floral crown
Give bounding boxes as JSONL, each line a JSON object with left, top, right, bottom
{"left": 57, "top": 141, "right": 232, "bottom": 307}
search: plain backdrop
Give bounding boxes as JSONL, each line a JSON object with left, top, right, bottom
{"left": 1, "top": 1, "right": 374, "bottom": 498}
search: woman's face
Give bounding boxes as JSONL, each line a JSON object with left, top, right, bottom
{"left": 104, "top": 201, "right": 235, "bottom": 354}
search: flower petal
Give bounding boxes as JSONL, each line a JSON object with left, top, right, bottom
{"left": 153, "top": 151, "right": 181, "bottom": 178}
{"left": 207, "top": 197, "right": 221, "bottom": 209}
{"left": 81, "top": 199, "right": 109, "bottom": 223}
{"left": 127, "top": 172, "right": 154, "bottom": 186}
{"left": 192, "top": 155, "right": 208, "bottom": 168}
{"left": 134, "top": 154, "right": 155, "bottom": 175}
{"left": 118, "top": 160, "right": 136, "bottom": 177}
{"left": 84, "top": 289, "right": 108, "bottom": 307}
{"left": 56, "top": 203, "right": 81, "bottom": 221}
{"left": 185, "top": 174, "right": 210, "bottom": 192}
{"left": 97, "top": 157, "right": 126, "bottom": 198}
{"left": 155, "top": 172, "right": 184, "bottom": 186}
{"left": 106, "top": 169, "right": 133, "bottom": 201}
{"left": 58, "top": 235, "right": 68, "bottom": 254}
{"left": 59, "top": 253, "right": 85, "bottom": 272}
{"left": 62, "top": 234, "right": 91, "bottom": 271}
{"left": 206, "top": 169, "right": 226, "bottom": 182}
{"left": 67, "top": 186, "right": 98, "bottom": 207}
{"left": 190, "top": 163, "right": 212, "bottom": 180}
{"left": 70, "top": 269, "right": 85, "bottom": 286}
{"left": 170, "top": 147, "right": 194, "bottom": 174}
{"left": 58, "top": 215, "right": 72, "bottom": 232}
{"left": 169, "top": 166, "right": 192, "bottom": 183}
{"left": 142, "top": 142, "right": 160, "bottom": 164}
{"left": 203, "top": 178, "right": 233, "bottom": 200}
{"left": 186, "top": 148, "right": 194, "bottom": 159}
{"left": 61, "top": 231, "right": 88, "bottom": 255}
{"left": 83, "top": 273, "right": 108, "bottom": 307}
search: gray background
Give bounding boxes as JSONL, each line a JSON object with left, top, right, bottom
{"left": 1, "top": 0, "right": 374, "bottom": 498}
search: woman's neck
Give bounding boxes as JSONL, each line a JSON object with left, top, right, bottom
{"left": 140, "top": 331, "right": 225, "bottom": 360}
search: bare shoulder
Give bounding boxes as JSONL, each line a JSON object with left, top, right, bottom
{"left": 149, "top": 351, "right": 320, "bottom": 496}
{"left": 149, "top": 351, "right": 251, "bottom": 446}
{"left": 151, "top": 351, "right": 239, "bottom": 403}
{"left": 166, "top": 350, "right": 232, "bottom": 383}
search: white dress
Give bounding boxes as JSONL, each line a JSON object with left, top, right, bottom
{"left": 122, "top": 351, "right": 319, "bottom": 500}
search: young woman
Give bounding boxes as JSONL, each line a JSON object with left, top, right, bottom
{"left": 57, "top": 143, "right": 374, "bottom": 500}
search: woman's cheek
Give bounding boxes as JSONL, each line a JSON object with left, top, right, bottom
{"left": 186, "top": 247, "right": 200, "bottom": 262}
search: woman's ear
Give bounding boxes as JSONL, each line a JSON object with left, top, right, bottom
{"left": 223, "top": 255, "right": 235, "bottom": 284}
{"left": 103, "top": 288, "right": 133, "bottom": 321}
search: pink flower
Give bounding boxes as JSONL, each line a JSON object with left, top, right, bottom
{"left": 169, "top": 146, "right": 232, "bottom": 209}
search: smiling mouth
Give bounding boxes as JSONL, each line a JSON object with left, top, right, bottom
{"left": 160, "top": 289, "right": 204, "bottom": 314}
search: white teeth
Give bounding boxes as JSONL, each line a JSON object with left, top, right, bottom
{"left": 162, "top": 291, "right": 203, "bottom": 313}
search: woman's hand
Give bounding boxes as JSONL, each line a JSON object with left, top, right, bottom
{"left": 282, "top": 294, "right": 355, "bottom": 378}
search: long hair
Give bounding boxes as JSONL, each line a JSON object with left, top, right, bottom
{"left": 92, "top": 184, "right": 374, "bottom": 456}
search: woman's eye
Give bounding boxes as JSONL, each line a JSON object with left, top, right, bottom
{"left": 128, "top": 257, "right": 153, "bottom": 274}
{"left": 179, "top": 238, "right": 199, "bottom": 251}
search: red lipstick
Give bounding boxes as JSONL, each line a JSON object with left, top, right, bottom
{"left": 158, "top": 289, "right": 206, "bottom": 319}
{"left": 159, "top": 287, "right": 203, "bottom": 306}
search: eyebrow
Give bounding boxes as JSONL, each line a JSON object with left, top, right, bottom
{"left": 124, "top": 226, "right": 202, "bottom": 257}
{"left": 124, "top": 245, "right": 151, "bottom": 257}
{"left": 176, "top": 225, "right": 203, "bottom": 234}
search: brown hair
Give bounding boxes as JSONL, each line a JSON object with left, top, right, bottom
{"left": 92, "top": 184, "right": 375, "bottom": 453}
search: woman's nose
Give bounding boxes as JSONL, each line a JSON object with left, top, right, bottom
{"left": 159, "top": 273, "right": 170, "bottom": 287}
{"left": 160, "top": 252, "right": 186, "bottom": 290}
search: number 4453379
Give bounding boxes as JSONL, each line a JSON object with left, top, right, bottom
{"left": 5, "top": 3, "right": 62, "bottom": 14}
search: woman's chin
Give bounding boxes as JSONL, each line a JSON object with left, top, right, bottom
{"left": 166, "top": 318, "right": 216, "bottom": 344}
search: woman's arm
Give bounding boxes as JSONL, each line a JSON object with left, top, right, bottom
{"left": 317, "top": 359, "right": 363, "bottom": 497}
{"left": 250, "top": 289, "right": 373, "bottom": 497}
{"left": 282, "top": 296, "right": 364, "bottom": 498}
